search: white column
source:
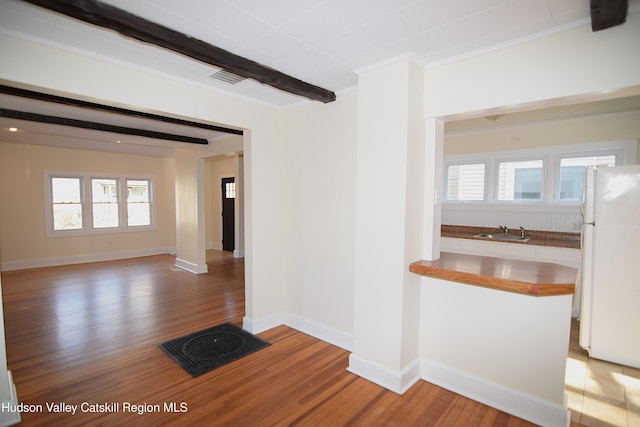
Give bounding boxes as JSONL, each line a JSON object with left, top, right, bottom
{"left": 423, "top": 118, "right": 443, "bottom": 261}
{"left": 174, "top": 149, "right": 208, "bottom": 274}
{"left": 349, "top": 58, "right": 425, "bottom": 394}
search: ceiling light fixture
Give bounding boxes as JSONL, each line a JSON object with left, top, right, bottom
{"left": 9, "top": 127, "right": 18, "bottom": 132}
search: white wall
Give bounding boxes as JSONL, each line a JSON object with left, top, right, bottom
{"left": 424, "top": 12, "right": 640, "bottom": 119}
{"left": 413, "top": 11, "right": 640, "bottom": 425}
{"left": 0, "top": 142, "right": 177, "bottom": 270}
{"left": 279, "top": 91, "right": 358, "bottom": 347}
{"left": 0, "top": 32, "right": 286, "bottom": 326}
{"left": 1, "top": 12, "right": 639, "bottom": 425}
{"left": 420, "top": 277, "right": 573, "bottom": 427}
{"left": 349, "top": 59, "right": 425, "bottom": 393}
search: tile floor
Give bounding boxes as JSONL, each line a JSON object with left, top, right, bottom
{"left": 566, "top": 319, "right": 640, "bottom": 427}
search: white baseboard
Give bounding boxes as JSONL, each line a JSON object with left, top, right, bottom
{"left": 174, "top": 258, "right": 208, "bottom": 274}
{"left": 243, "top": 311, "right": 353, "bottom": 352}
{"left": 0, "top": 371, "right": 21, "bottom": 426}
{"left": 420, "top": 359, "right": 570, "bottom": 427}
{"left": 233, "top": 249, "right": 245, "bottom": 258}
{"left": 0, "top": 247, "right": 176, "bottom": 271}
{"left": 347, "top": 353, "right": 421, "bottom": 395}
{"left": 243, "top": 312, "right": 284, "bottom": 334}
{"left": 241, "top": 313, "right": 569, "bottom": 426}
{"left": 283, "top": 312, "right": 352, "bottom": 351}
{"left": 206, "top": 241, "right": 223, "bottom": 251}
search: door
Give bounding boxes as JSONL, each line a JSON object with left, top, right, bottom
{"left": 221, "top": 177, "right": 235, "bottom": 252}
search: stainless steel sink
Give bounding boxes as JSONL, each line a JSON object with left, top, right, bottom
{"left": 473, "top": 233, "right": 531, "bottom": 242}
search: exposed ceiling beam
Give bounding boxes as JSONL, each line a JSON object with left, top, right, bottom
{"left": 0, "top": 85, "right": 243, "bottom": 135}
{"left": 590, "top": 0, "right": 628, "bottom": 31}
{"left": 0, "top": 108, "right": 210, "bottom": 144}
{"left": 20, "top": 0, "right": 337, "bottom": 104}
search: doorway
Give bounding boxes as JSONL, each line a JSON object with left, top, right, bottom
{"left": 221, "top": 177, "right": 235, "bottom": 252}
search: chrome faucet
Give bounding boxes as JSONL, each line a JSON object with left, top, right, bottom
{"left": 520, "top": 227, "right": 526, "bottom": 239}
{"left": 499, "top": 225, "right": 508, "bottom": 235}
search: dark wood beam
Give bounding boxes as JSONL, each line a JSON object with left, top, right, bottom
{"left": 20, "top": 0, "right": 337, "bottom": 103}
{"left": 0, "top": 108, "right": 209, "bottom": 144}
{"left": 0, "top": 85, "right": 242, "bottom": 135}
{"left": 590, "top": 0, "right": 628, "bottom": 31}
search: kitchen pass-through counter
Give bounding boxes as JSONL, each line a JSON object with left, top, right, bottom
{"left": 411, "top": 252, "right": 578, "bottom": 427}
{"left": 410, "top": 252, "right": 577, "bottom": 296}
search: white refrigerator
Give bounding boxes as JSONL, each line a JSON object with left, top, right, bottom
{"left": 579, "top": 164, "right": 640, "bottom": 369}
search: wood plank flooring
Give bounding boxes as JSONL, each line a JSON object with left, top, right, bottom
{"left": 1, "top": 252, "right": 569, "bottom": 426}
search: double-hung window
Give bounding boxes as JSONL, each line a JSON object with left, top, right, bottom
{"left": 127, "top": 179, "right": 151, "bottom": 226}
{"left": 497, "top": 159, "right": 544, "bottom": 202}
{"left": 51, "top": 176, "right": 84, "bottom": 231}
{"left": 442, "top": 140, "right": 632, "bottom": 205}
{"left": 445, "top": 162, "right": 486, "bottom": 201}
{"left": 556, "top": 153, "right": 618, "bottom": 202}
{"left": 92, "top": 178, "right": 119, "bottom": 228}
{"left": 46, "top": 173, "right": 153, "bottom": 236}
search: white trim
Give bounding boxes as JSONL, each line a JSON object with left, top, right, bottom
{"left": 174, "top": 258, "right": 208, "bottom": 274}
{"left": 206, "top": 241, "right": 223, "bottom": 251}
{"left": 232, "top": 249, "right": 245, "bottom": 258}
{"left": 0, "top": 372, "right": 21, "bottom": 427}
{"left": 0, "top": 247, "right": 175, "bottom": 271}
{"left": 347, "top": 354, "right": 421, "bottom": 395}
{"left": 420, "top": 360, "right": 570, "bottom": 427}
{"left": 353, "top": 52, "right": 421, "bottom": 75}
{"left": 243, "top": 311, "right": 352, "bottom": 350}
{"left": 443, "top": 140, "right": 637, "bottom": 206}
{"left": 241, "top": 314, "right": 570, "bottom": 426}
{"left": 44, "top": 171, "right": 157, "bottom": 238}
{"left": 425, "top": 17, "right": 590, "bottom": 70}
{"left": 283, "top": 313, "right": 352, "bottom": 351}
{"left": 243, "top": 312, "right": 284, "bottom": 335}
{"left": 444, "top": 140, "right": 637, "bottom": 164}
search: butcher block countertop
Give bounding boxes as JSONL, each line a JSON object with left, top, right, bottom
{"left": 410, "top": 252, "right": 577, "bottom": 296}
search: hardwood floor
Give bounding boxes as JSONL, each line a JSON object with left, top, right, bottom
{"left": 2, "top": 252, "right": 564, "bottom": 426}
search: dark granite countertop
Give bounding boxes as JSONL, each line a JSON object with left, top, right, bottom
{"left": 441, "top": 225, "right": 581, "bottom": 250}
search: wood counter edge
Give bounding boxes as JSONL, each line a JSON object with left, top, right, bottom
{"left": 409, "top": 259, "right": 576, "bottom": 297}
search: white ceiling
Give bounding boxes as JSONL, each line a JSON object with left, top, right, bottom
{"left": 3, "top": 0, "right": 639, "bottom": 107}
{"left": 1, "top": 0, "right": 639, "bottom": 152}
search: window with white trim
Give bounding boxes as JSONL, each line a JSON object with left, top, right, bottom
{"left": 445, "top": 163, "right": 486, "bottom": 201}
{"left": 497, "top": 159, "right": 544, "bottom": 201}
{"left": 92, "top": 178, "right": 119, "bottom": 228}
{"left": 443, "top": 141, "right": 633, "bottom": 205}
{"left": 45, "top": 173, "right": 154, "bottom": 236}
{"left": 51, "top": 176, "right": 83, "bottom": 230}
{"left": 556, "top": 153, "right": 618, "bottom": 202}
{"left": 127, "top": 179, "right": 151, "bottom": 226}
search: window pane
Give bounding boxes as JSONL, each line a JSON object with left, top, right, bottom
{"left": 225, "top": 182, "right": 236, "bottom": 199}
{"left": 446, "top": 164, "right": 485, "bottom": 201}
{"left": 498, "top": 160, "right": 543, "bottom": 201}
{"left": 53, "top": 204, "right": 83, "bottom": 230}
{"left": 558, "top": 155, "right": 616, "bottom": 202}
{"left": 92, "top": 178, "right": 119, "bottom": 228}
{"left": 127, "top": 180, "right": 151, "bottom": 226}
{"left": 51, "top": 177, "right": 83, "bottom": 230}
